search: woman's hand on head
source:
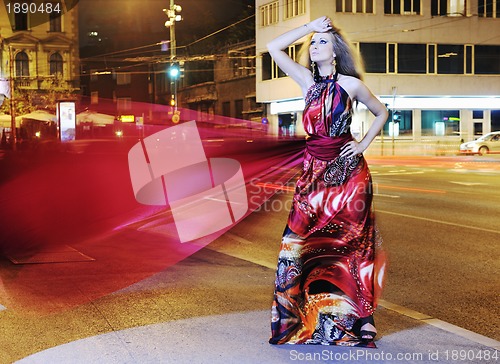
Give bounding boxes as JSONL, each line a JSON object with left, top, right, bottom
{"left": 307, "top": 16, "right": 333, "bottom": 33}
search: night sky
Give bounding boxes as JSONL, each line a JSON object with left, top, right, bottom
{"left": 78, "top": 0, "right": 254, "bottom": 56}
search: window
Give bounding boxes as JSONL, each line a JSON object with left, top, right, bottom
{"left": 261, "top": 44, "right": 301, "bottom": 80}
{"left": 117, "top": 97, "right": 132, "bottom": 112}
{"left": 465, "top": 45, "right": 473, "bottom": 74}
{"left": 437, "top": 45, "right": 463, "bottom": 74}
{"left": 478, "top": 0, "right": 500, "bottom": 17}
{"left": 14, "top": 12, "right": 28, "bottom": 31}
{"left": 388, "top": 43, "right": 396, "bottom": 73}
{"left": 260, "top": 1, "right": 279, "bottom": 26}
{"left": 432, "top": 0, "right": 465, "bottom": 15}
{"left": 222, "top": 101, "right": 231, "bottom": 117}
{"left": 360, "top": 43, "right": 386, "bottom": 73}
{"left": 421, "top": 110, "right": 460, "bottom": 136}
{"left": 230, "top": 48, "right": 256, "bottom": 77}
{"left": 91, "top": 91, "right": 99, "bottom": 104}
{"left": 428, "top": 44, "right": 436, "bottom": 73}
{"left": 116, "top": 72, "right": 131, "bottom": 85}
{"left": 473, "top": 110, "right": 484, "bottom": 119}
{"left": 15, "top": 52, "right": 29, "bottom": 77}
{"left": 262, "top": 52, "right": 272, "bottom": 80}
{"left": 383, "top": 110, "right": 413, "bottom": 136}
{"left": 90, "top": 69, "right": 98, "bottom": 82}
{"left": 49, "top": 52, "right": 63, "bottom": 76}
{"left": 337, "top": 0, "right": 374, "bottom": 12}
{"left": 284, "top": 0, "right": 306, "bottom": 19}
{"left": 235, "top": 99, "right": 243, "bottom": 120}
{"left": 49, "top": 10, "right": 62, "bottom": 32}
{"left": 385, "top": 0, "right": 421, "bottom": 14}
{"left": 398, "top": 44, "right": 426, "bottom": 73}
{"left": 475, "top": 45, "right": 500, "bottom": 74}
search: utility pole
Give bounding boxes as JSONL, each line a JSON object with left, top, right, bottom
{"left": 9, "top": 46, "right": 16, "bottom": 151}
{"left": 164, "top": 1, "right": 182, "bottom": 113}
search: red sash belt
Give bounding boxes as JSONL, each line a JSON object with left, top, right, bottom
{"left": 305, "top": 133, "right": 353, "bottom": 161}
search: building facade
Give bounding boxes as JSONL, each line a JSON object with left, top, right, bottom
{"left": 0, "top": 1, "right": 80, "bottom": 102}
{"left": 178, "top": 40, "right": 264, "bottom": 124}
{"left": 0, "top": 1, "right": 80, "bottom": 145}
{"left": 256, "top": 0, "right": 500, "bottom": 145}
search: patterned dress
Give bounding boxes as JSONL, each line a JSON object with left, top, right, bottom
{"left": 269, "top": 74, "right": 386, "bottom": 347}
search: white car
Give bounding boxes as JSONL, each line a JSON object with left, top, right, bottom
{"left": 460, "top": 131, "right": 500, "bottom": 155}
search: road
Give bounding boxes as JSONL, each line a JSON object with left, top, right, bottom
{"left": 368, "top": 156, "right": 500, "bottom": 341}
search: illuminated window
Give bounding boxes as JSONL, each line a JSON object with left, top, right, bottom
{"left": 49, "top": 52, "right": 63, "bottom": 76}
{"left": 431, "top": 0, "right": 465, "bottom": 15}
{"left": 117, "top": 98, "right": 132, "bottom": 112}
{"left": 91, "top": 91, "right": 98, "bottom": 104}
{"left": 260, "top": 1, "right": 279, "bottom": 26}
{"left": 15, "top": 52, "right": 29, "bottom": 77}
{"left": 284, "top": 0, "right": 306, "bottom": 19}
{"left": 116, "top": 72, "right": 131, "bottom": 85}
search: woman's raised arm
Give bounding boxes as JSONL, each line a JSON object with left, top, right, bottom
{"left": 266, "top": 17, "right": 332, "bottom": 94}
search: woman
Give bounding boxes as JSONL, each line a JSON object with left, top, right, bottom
{"left": 268, "top": 16, "right": 388, "bottom": 347}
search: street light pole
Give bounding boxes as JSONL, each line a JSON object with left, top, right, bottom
{"left": 164, "top": 1, "right": 182, "bottom": 111}
{"left": 9, "top": 46, "right": 17, "bottom": 151}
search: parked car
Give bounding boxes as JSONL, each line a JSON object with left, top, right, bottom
{"left": 459, "top": 131, "right": 500, "bottom": 155}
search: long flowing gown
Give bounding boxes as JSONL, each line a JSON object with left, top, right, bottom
{"left": 269, "top": 74, "right": 386, "bottom": 348}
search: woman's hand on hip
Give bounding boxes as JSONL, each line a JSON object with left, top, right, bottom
{"left": 340, "top": 140, "right": 364, "bottom": 158}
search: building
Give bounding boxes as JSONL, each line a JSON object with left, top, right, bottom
{"left": 178, "top": 40, "right": 264, "bottom": 124}
{"left": 0, "top": 0, "right": 80, "bottom": 143}
{"left": 256, "top": 0, "right": 500, "bottom": 145}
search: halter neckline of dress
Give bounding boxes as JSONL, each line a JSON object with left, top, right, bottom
{"left": 319, "top": 72, "right": 338, "bottom": 83}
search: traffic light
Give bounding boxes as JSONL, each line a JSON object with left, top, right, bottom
{"left": 393, "top": 110, "right": 401, "bottom": 122}
{"left": 168, "top": 63, "right": 180, "bottom": 79}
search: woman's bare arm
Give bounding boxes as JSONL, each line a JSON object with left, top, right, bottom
{"left": 266, "top": 17, "right": 332, "bottom": 95}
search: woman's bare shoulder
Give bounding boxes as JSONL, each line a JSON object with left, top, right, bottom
{"left": 337, "top": 74, "right": 367, "bottom": 100}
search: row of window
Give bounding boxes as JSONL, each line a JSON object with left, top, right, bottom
{"left": 382, "top": 109, "right": 500, "bottom": 136}
{"left": 260, "top": 0, "right": 305, "bottom": 26}
{"left": 361, "top": 43, "right": 499, "bottom": 74}
{"left": 15, "top": 51, "right": 63, "bottom": 77}
{"left": 259, "top": 0, "right": 499, "bottom": 23}
{"left": 261, "top": 43, "right": 499, "bottom": 79}
{"left": 14, "top": 11, "right": 62, "bottom": 32}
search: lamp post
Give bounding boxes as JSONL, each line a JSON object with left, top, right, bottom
{"left": 163, "top": 1, "right": 182, "bottom": 110}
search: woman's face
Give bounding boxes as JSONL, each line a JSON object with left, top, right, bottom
{"left": 309, "top": 32, "right": 335, "bottom": 64}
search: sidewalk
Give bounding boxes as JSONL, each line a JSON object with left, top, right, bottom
{"left": 15, "top": 303, "right": 500, "bottom": 364}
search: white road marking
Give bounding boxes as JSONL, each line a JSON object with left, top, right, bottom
{"left": 374, "top": 193, "right": 401, "bottom": 199}
{"left": 378, "top": 210, "right": 500, "bottom": 234}
{"left": 449, "top": 181, "right": 488, "bottom": 186}
{"left": 378, "top": 299, "right": 500, "bottom": 350}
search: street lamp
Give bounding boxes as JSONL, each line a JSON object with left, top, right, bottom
{"left": 164, "top": 2, "right": 182, "bottom": 110}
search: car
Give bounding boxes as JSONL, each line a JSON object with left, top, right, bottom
{"left": 459, "top": 131, "right": 500, "bottom": 155}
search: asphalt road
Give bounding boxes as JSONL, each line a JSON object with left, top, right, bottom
{"left": 368, "top": 156, "right": 500, "bottom": 341}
